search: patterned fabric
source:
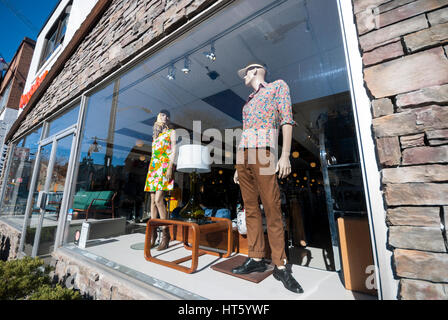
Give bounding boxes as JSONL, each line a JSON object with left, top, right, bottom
{"left": 238, "top": 80, "right": 296, "bottom": 149}
{"left": 144, "top": 129, "right": 174, "bottom": 192}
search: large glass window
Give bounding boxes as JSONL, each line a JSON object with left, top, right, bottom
{"left": 0, "top": 127, "right": 42, "bottom": 218}
{"left": 63, "top": 0, "right": 372, "bottom": 276}
{"left": 46, "top": 103, "right": 80, "bottom": 138}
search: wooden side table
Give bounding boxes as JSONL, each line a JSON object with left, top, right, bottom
{"left": 144, "top": 217, "right": 233, "bottom": 274}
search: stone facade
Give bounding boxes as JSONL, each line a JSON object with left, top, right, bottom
{"left": 51, "top": 249, "right": 179, "bottom": 300}
{"left": 354, "top": 0, "right": 448, "bottom": 300}
{"left": 0, "top": 220, "right": 21, "bottom": 261}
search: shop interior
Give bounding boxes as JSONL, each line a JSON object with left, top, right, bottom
{"left": 1, "top": 0, "right": 375, "bottom": 297}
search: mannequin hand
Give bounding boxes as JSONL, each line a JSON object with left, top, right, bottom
{"left": 276, "top": 155, "right": 291, "bottom": 179}
{"left": 234, "top": 170, "right": 239, "bottom": 184}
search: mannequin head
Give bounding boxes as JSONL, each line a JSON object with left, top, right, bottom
{"left": 238, "top": 63, "right": 267, "bottom": 90}
{"left": 244, "top": 66, "right": 266, "bottom": 87}
{"left": 153, "top": 109, "right": 171, "bottom": 140}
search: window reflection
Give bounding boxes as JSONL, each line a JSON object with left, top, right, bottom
{"left": 0, "top": 127, "right": 42, "bottom": 218}
{"left": 46, "top": 104, "right": 80, "bottom": 138}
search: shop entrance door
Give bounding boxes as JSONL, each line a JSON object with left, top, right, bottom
{"left": 22, "top": 127, "right": 77, "bottom": 257}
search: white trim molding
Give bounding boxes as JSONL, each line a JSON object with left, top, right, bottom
{"left": 336, "top": 0, "right": 399, "bottom": 300}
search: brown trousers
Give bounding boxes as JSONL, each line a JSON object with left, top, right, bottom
{"left": 236, "top": 148, "right": 287, "bottom": 267}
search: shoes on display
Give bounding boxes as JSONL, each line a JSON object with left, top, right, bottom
{"left": 273, "top": 265, "right": 304, "bottom": 294}
{"left": 150, "top": 227, "right": 158, "bottom": 248}
{"left": 231, "top": 258, "right": 267, "bottom": 274}
{"left": 157, "top": 227, "right": 170, "bottom": 251}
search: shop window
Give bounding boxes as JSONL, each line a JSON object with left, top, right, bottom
{"left": 61, "top": 0, "right": 372, "bottom": 276}
{"left": 38, "top": 3, "right": 72, "bottom": 69}
{"left": 0, "top": 126, "right": 42, "bottom": 218}
{"left": 46, "top": 103, "right": 80, "bottom": 138}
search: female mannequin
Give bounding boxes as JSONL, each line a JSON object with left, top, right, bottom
{"left": 144, "top": 110, "right": 176, "bottom": 250}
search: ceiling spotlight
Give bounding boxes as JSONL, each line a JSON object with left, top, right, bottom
{"left": 204, "top": 42, "right": 216, "bottom": 61}
{"left": 305, "top": 19, "right": 311, "bottom": 32}
{"left": 181, "top": 56, "right": 191, "bottom": 74}
{"left": 167, "top": 64, "right": 176, "bottom": 80}
{"left": 292, "top": 151, "right": 300, "bottom": 159}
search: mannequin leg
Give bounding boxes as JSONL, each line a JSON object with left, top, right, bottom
{"left": 155, "top": 190, "right": 170, "bottom": 251}
{"left": 150, "top": 192, "right": 158, "bottom": 219}
{"left": 149, "top": 192, "right": 158, "bottom": 247}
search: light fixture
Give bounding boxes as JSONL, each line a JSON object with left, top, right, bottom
{"left": 181, "top": 56, "right": 191, "bottom": 74}
{"left": 303, "top": 177, "right": 308, "bottom": 181}
{"left": 218, "top": 170, "right": 223, "bottom": 175}
{"left": 311, "top": 179, "right": 315, "bottom": 183}
{"left": 167, "top": 64, "right": 176, "bottom": 80}
{"left": 204, "top": 42, "right": 216, "bottom": 61}
{"left": 139, "top": 155, "right": 146, "bottom": 161}
{"left": 305, "top": 19, "right": 311, "bottom": 32}
{"left": 135, "top": 139, "right": 144, "bottom": 147}
{"left": 293, "top": 173, "right": 297, "bottom": 178}
{"left": 292, "top": 151, "right": 300, "bottom": 159}
{"left": 310, "top": 162, "right": 317, "bottom": 168}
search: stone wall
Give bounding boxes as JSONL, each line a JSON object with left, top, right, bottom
{"left": 0, "top": 220, "right": 21, "bottom": 261}
{"left": 51, "top": 248, "right": 180, "bottom": 299}
{"left": 354, "top": 0, "right": 448, "bottom": 300}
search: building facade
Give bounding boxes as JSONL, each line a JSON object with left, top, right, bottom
{"left": 0, "top": 0, "right": 447, "bottom": 300}
{"left": 0, "top": 38, "right": 35, "bottom": 178}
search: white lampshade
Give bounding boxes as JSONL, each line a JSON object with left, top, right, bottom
{"left": 176, "top": 144, "right": 211, "bottom": 173}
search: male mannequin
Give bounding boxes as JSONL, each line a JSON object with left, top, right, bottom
{"left": 232, "top": 63, "right": 304, "bottom": 294}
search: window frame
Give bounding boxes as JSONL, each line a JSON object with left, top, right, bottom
{"left": 38, "top": 3, "right": 72, "bottom": 70}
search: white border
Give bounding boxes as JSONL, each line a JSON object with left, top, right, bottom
{"left": 337, "top": 0, "right": 398, "bottom": 300}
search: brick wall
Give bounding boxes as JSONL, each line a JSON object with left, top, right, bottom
{"left": 0, "top": 39, "right": 35, "bottom": 110}
{"left": 354, "top": 0, "right": 448, "bottom": 299}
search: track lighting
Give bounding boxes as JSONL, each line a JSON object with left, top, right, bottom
{"left": 181, "top": 56, "right": 191, "bottom": 74}
{"left": 167, "top": 64, "right": 176, "bottom": 80}
{"left": 204, "top": 42, "right": 216, "bottom": 61}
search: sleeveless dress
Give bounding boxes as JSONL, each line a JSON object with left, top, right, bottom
{"left": 144, "top": 129, "right": 174, "bottom": 192}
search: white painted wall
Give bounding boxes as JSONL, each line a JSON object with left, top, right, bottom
{"left": 20, "top": 0, "right": 98, "bottom": 116}
{"left": 337, "top": 0, "right": 399, "bottom": 300}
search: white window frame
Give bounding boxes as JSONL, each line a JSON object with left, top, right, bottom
{"left": 336, "top": 0, "right": 398, "bottom": 300}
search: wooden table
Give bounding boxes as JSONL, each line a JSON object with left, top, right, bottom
{"left": 144, "top": 217, "right": 233, "bottom": 274}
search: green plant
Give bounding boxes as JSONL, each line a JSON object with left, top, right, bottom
{"left": 29, "top": 284, "right": 81, "bottom": 300}
{"left": 0, "top": 257, "right": 81, "bottom": 300}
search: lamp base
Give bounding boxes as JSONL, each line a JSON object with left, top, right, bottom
{"left": 178, "top": 172, "right": 205, "bottom": 221}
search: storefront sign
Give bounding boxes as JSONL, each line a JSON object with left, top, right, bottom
{"left": 19, "top": 70, "right": 48, "bottom": 109}
{"left": 78, "top": 222, "right": 90, "bottom": 249}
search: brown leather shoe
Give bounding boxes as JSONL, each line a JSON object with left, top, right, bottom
{"left": 157, "top": 228, "right": 170, "bottom": 251}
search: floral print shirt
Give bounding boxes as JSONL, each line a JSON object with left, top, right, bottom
{"left": 238, "top": 80, "right": 296, "bottom": 149}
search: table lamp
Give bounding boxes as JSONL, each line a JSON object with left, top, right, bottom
{"left": 176, "top": 144, "right": 211, "bottom": 221}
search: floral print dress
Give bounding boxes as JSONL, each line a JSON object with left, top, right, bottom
{"left": 144, "top": 129, "right": 174, "bottom": 192}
